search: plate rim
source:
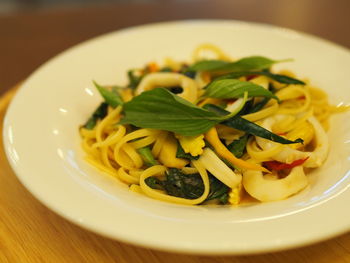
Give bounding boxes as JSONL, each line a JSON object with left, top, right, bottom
{"left": 3, "top": 19, "right": 350, "bottom": 255}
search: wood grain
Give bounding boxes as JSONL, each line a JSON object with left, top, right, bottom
{"left": 0, "top": 87, "right": 349, "bottom": 262}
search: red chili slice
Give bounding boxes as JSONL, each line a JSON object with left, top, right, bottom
{"left": 276, "top": 132, "right": 287, "bottom": 136}
{"left": 264, "top": 157, "right": 309, "bottom": 171}
{"left": 246, "top": 74, "right": 258, "bottom": 81}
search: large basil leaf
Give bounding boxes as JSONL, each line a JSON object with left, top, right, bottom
{"left": 217, "top": 71, "right": 305, "bottom": 85}
{"left": 120, "top": 88, "right": 225, "bottom": 136}
{"left": 204, "top": 79, "right": 278, "bottom": 100}
{"left": 188, "top": 60, "right": 229, "bottom": 71}
{"left": 190, "top": 56, "right": 288, "bottom": 72}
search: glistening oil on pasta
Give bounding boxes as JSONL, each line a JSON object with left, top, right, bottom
{"left": 79, "top": 44, "right": 348, "bottom": 206}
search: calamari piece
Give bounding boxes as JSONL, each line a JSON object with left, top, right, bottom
{"left": 256, "top": 115, "right": 329, "bottom": 168}
{"left": 243, "top": 166, "right": 308, "bottom": 202}
{"left": 135, "top": 72, "right": 198, "bottom": 103}
{"left": 198, "top": 148, "right": 242, "bottom": 188}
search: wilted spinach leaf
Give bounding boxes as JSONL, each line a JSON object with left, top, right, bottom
{"left": 145, "top": 168, "right": 229, "bottom": 204}
{"left": 83, "top": 102, "right": 108, "bottom": 130}
{"left": 127, "top": 70, "right": 143, "bottom": 90}
{"left": 227, "top": 134, "right": 249, "bottom": 158}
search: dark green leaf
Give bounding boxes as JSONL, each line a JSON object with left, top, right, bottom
{"left": 179, "top": 65, "right": 197, "bottom": 79}
{"left": 127, "top": 70, "right": 143, "bottom": 90}
{"left": 202, "top": 103, "right": 227, "bottom": 115}
{"left": 235, "top": 97, "right": 270, "bottom": 116}
{"left": 263, "top": 72, "right": 304, "bottom": 85}
{"left": 227, "top": 134, "right": 249, "bottom": 158}
{"left": 120, "top": 88, "right": 225, "bottom": 136}
{"left": 236, "top": 99, "right": 255, "bottom": 116}
{"left": 204, "top": 104, "right": 303, "bottom": 145}
{"left": 93, "top": 81, "right": 123, "bottom": 108}
{"left": 159, "top": 67, "right": 173, "bottom": 72}
{"left": 204, "top": 79, "right": 279, "bottom": 100}
{"left": 182, "top": 71, "right": 196, "bottom": 79}
{"left": 145, "top": 177, "right": 164, "bottom": 190}
{"left": 146, "top": 169, "right": 230, "bottom": 204}
{"left": 189, "top": 60, "right": 229, "bottom": 71}
{"left": 224, "top": 117, "right": 303, "bottom": 145}
{"left": 168, "top": 86, "right": 183, "bottom": 94}
{"left": 176, "top": 142, "right": 199, "bottom": 160}
{"left": 247, "top": 97, "right": 270, "bottom": 114}
{"left": 269, "top": 83, "right": 278, "bottom": 94}
{"left": 137, "top": 146, "right": 158, "bottom": 166}
{"left": 83, "top": 102, "right": 108, "bottom": 130}
{"left": 190, "top": 56, "right": 289, "bottom": 72}
{"left": 218, "top": 193, "right": 229, "bottom": 204}
{"left": 206, "top": 175, "right": 229, "bottom": 204}
{"left": 163, "top": 168, "right": 204, "bottom": 199}
{"left": 217, "top": 71, "right": 305, "bottom": 85}
{"left": 218, "top": 56, "right": 281, "bottom": 72}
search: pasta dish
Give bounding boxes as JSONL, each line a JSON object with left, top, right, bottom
{"left": 79, "top": 44, "right": 347, "bottom": 205}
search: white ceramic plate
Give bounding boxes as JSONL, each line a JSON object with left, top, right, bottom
{"left": 3, "top": 20, "right": 350, "bottom": 255}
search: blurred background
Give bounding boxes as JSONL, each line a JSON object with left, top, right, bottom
{"left": 0, "top": 0, "right": 349, "bottom": 92}
{"left": 0, "top": 0, "right": 150, "bottom": 13}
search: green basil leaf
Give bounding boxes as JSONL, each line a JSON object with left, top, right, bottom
{"left": 127, "top": 70, "right": 143, "bottom": 90}
{"left": 227, "top": 134, "right": 249, "bottom": 158}
{"left": 189, "top": 60, "right": 229, "bottom": 71}
{"left": 246, "top": 97, "right": 270, "bottom": 114}
{"left": 218, "top": 56, "right": 280, "bottom": 72}
{"left": 190, "top": 56, "right": 289, "bottom": 72}
{"left": 83, "top": 102, "right": 108, "bottom": 130}
{"left": 224, "top": 117, "right": 303, "bottom": 144}
{"left": 236, "top": 99, "right": 255, "bottom": 115}
{"left": 120, "top": 88, "right": 224, "bottom": 136}
{"left": 217, "top": 71, "right": 305, "bottom": 85}
{"left": 203, "top": 104, "right": 303, "bottom": 145}
{"left": 93, "top": 81, "right": 123, "bottom": 108}
{"left": 206, "top": 175, "right": 230, "bottom": 203}
{"left": 145, "top": 177, "right": 164, "bottom": 190}
{"left": 202, "top": 103, "right": 229, "bottom": 115}
{"left": 159, "top": 67, "right": 173, "bottom": 72}
{"left": 137, "top": 146, "right": 158, "bottom": 166}
{"left": 261, "top": 72, "right": 304, "bottom": 85}
{"left": 204, "top": 79, "right": 279, "bottom": 100}
{"left": 236, "top": 97, "right": 270, "bottom": 116}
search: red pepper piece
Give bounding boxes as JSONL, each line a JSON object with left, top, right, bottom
{"left": 264, "top": 157, "right": 309, "bottom": 171}
{"left": 246, "top": 74, "right": 258, "bottom": 81}
{"left": 276, "top": 132, "right": 287, "bottom": 136}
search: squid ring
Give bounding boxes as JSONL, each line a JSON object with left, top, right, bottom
{"left": 256, "top": 115, "right": 329, "bottom": 168}
{"left": 135, "top": 72, "right": 198, "bottom": 103}
{"left": 243, "top": 166, "right": 308, "bottom": 202}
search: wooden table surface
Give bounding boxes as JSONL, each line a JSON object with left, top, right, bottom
{"left": 0, "top": 0, "right": 349, "bottom": 262}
